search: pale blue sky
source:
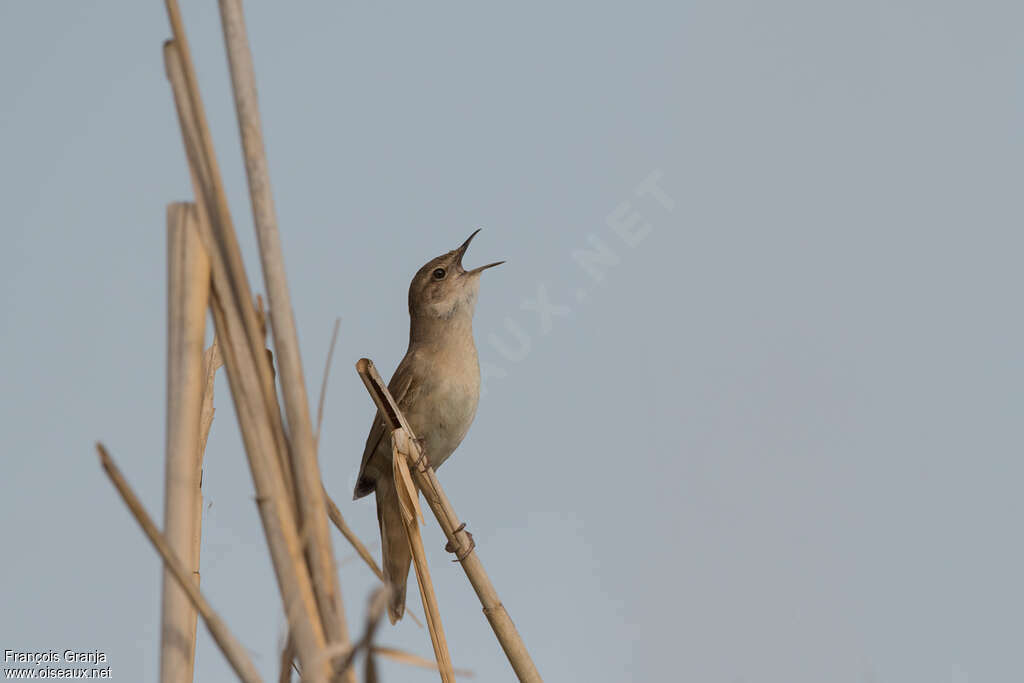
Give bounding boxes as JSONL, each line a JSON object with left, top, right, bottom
{"left": 2, "top": 2, "right": 1023, "bottom": 682}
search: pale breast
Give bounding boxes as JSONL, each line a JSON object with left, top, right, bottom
{"left": 407, "top": 344, "right": 480, "bottom": 470}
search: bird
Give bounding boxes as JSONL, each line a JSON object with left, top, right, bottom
{"left": 353, "top": 229, "right": 503, "bottom": 623}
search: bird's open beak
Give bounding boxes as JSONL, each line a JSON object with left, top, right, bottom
{"left": 456, "top": 229, "right": 505, "bottom": 274}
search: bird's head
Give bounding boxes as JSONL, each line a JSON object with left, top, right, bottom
{"left": 407, "top": 229, "right": 503, "bottom": 322}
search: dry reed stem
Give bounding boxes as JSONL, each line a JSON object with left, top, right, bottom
{"left": 311, "top": 319, "right": 383, "bottom": 584}
{"left": 325, "top": 588, "right": 389, "bottom": 677}
{"left": 372, "top": 647, "right": 474, "bottom": 678}
{"left": 365, "top": 651, "right": 378, "bottom": 683}
{"left": 356, "top": 359, "right": 542, "bottom": 682}
{"left": 97, "top": 444, "right": 262, "bottom": 683}
{"left": 283, "top": 589, "right": 391, "bottom": 683}
{"left": 161, "top": 202, "right": 210, "bottom": 683}
{"left": 315, "top": 318, "right": 341, "bottom": 443}
{"left": 278, "top": 634, "right": 296, "bottom": 683}
{"left": 392, "top": 431, "right": 455, "bottom": 682}
{"left": 215, "top": 3, "right": 351, "bottom": 671}
{"left": 311, "top": 318, "right": 382, "bottom": 580}
{"left": 324, "top": 488, "right": 385, "bottom": 584}
{"left": 163, "top": 36, "right": 330, "bottom": 681}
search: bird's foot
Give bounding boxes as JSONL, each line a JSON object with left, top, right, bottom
{"left": 412, "top": 439, "right": 431, "bottom": 471}
{"left": 444, "top": 523, "right": 475, "bottom": 561}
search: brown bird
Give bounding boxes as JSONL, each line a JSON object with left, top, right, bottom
{"left": 353, "top": 229, "right": 503, "bottom": 623}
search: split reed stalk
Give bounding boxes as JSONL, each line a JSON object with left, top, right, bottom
{"left": 98, "top": 444, "right": 262, "bottom": 683}
{"left": 160, "top": 203, "right": 210, "bottom": 683}
{"left": 392, "top": 430, "right": 455, "bottom": 682}
{"left": 356, "top": 359, "right": 542, "bottom": 683}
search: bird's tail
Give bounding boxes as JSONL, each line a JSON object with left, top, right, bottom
{"left": 375, "top": 475, "right": 411, "bottom": 623}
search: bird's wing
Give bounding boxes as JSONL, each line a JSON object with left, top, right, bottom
{"left": 352, "top": 353, "right": 422, "bottom": 499}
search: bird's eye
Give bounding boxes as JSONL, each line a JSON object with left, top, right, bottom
{"left": 432, "top": 268, "right": 447, "bottom": 280}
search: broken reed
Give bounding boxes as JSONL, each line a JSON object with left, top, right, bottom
{"left": 160, "top": 203, "right": 210, "bottom": 683}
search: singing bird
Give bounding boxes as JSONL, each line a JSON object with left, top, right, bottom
{"left": 353, "top": 229, "right": 503, "bottom": 623}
